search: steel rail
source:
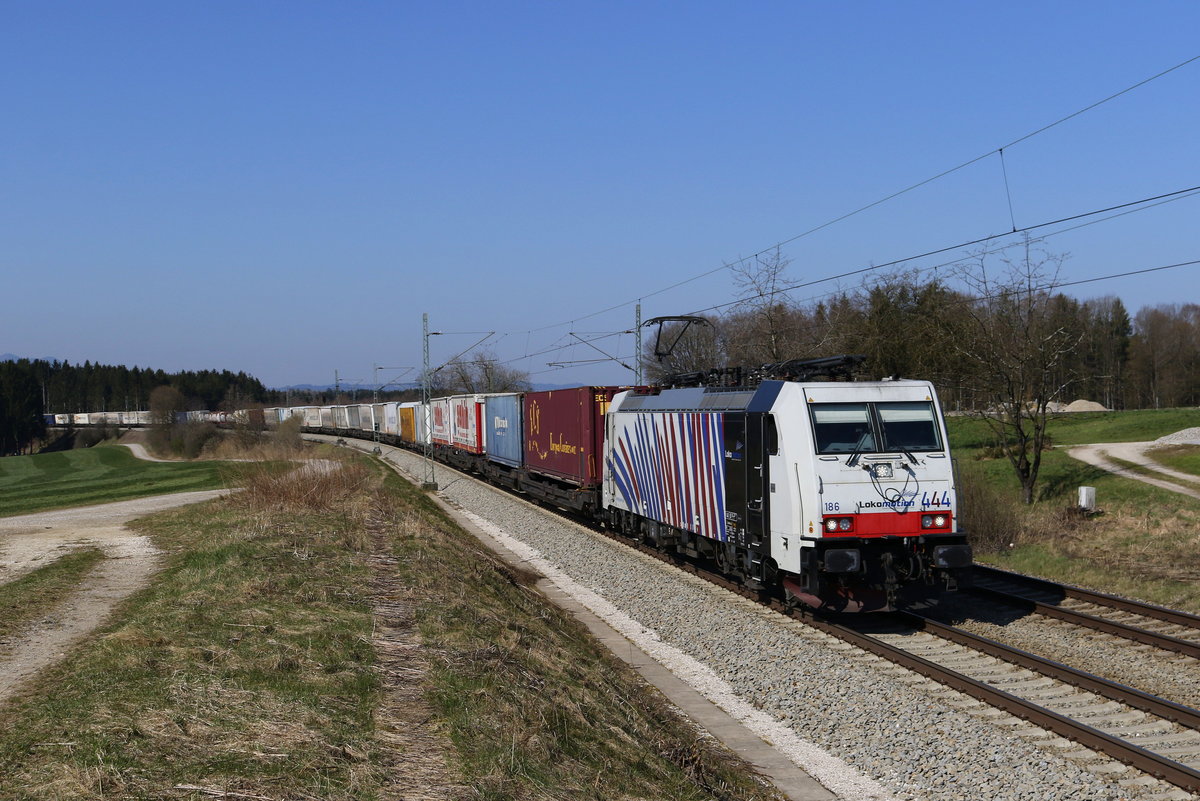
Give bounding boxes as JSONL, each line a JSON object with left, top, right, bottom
{"left": 787, "top": 608, "right": 1200, "bottom": 793}
{"left": 967, "top": 584, "right": 1200, "bottom": 660}
{"left": 896, "top": 610, "right": 1200, "bottom": 731}
{"left": 605, "top": 540, "right": 1200, "bottom": 791}
{"left": 974, "top": 564, "right": 1200, "bottom": 629}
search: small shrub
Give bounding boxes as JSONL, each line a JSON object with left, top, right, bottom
{"left": 180, "top": 421, "right": 218, "bottom": 458}
{"left": 956, "top": 457, "right": 1023, "bottom": 553}
{"left": 232, "top": 456, "right": 371, "bottom": 515}
{"left": 273, "top": 416, "right": 304, "bottom": 452}
{"left": 232, "top": 422, "right": 265, "bottom": 451}
{"left": 74, "top": 423, "right": 119, "bottom": 448}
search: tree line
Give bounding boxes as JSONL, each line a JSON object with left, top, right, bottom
{"left": 647, "top": 244, "right": 1199, "bottom": 412}
{"left": 645, "top": 240, "right": 1199, "bottom": 503}
{"left": 0, "top": 358, "right": 270, "bottom": 455}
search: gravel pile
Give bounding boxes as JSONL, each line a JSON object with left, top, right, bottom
{"left": 378, "top": 444, "right": 1193, "bottom": 801}
{"left": 1155, "top": 428, "right": 1200, "bottom": 445}
{"left": 1065, "top": 399, "right": 1109, "bottom": 412}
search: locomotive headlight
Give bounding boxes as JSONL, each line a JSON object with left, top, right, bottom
{"left": 872, "top": 463, "right": 893, "bottom": 479}
{"left": 824, "top": 516, "right": 855, "bottom": 533}
{"left": 933, "top": 514, "right": 947, "bottom": 527}
{"left": 921, "top": 514, "right": 951, "bottom": 530}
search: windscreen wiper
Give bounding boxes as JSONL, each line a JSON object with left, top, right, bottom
{"left": 846, "top": 430, "right": 872, "bottom": 467}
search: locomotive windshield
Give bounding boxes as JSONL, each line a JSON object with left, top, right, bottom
{"left": 810, "top": 401, "right": 941, "bottom": 455}
{"left": 877, "top": 402, "right": 942, "bottom": 452}
{"left": 811, "top": 404, "right": 875, "bottom": 454}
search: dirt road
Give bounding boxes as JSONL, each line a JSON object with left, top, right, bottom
{"left": 1066, "top": 442, "right": 1200, "bottom": 501}
{"left": 0, "top": 490, "right": 227, "bottom": 704}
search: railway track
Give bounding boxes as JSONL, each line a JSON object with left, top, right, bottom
{"left": 839, "top": 611, "right": 1200, "bottom": 793}
{"left": 971, "top": 565, "right": 1200, "bottom": 654}
{"left": 578, "top": 528, "right": 1200, "bottom": 794}
{"left": 330, "top": 434, "right": 1200, "bottom": 797}
{"left": 577, "top": 532, "right": 1200, "bottom": 794}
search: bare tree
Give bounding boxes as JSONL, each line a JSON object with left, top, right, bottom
{"left": 1128, "top": 303, "right": 1200, "bottom": 408}
{"left": 149, "top": 385, "right": 186, "bottom": 428}
{"left": 728, "top": 247, "right": 798, "bottom": 363}
{"left": 952, "top": 237, "right": 1080, "bottom": 504}
{"left": 148, "top": 385, "right": 187, "bottom": 456}
{"left": 440, "top": 349, "right": 531, "bottom": 394}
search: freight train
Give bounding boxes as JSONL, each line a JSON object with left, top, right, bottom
{"left": 272, "top": 356, "right": 972, "bottom": 611}
{"left": 57, "top": 356, "right": 973, "bottom": 611}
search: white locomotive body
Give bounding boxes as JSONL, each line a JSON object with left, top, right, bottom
{"left": 603, "top": 377, "right": 971, "bottom": 611}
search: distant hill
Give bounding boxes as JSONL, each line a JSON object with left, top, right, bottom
{"left": 1, "top": 353, "right": 58, "bottom": 363}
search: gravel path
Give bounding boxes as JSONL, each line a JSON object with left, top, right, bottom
{"left": 0, "top": 490, "right": 229, "bottom": 705}
{"left": 119, "top": 441, "right": 176, "bottom": 462}
{"left": 1067, "top": 441, "right": 1200, "bottom": 500}
{"left": 329, "top": 436, "right": 1195, "bottom": 801}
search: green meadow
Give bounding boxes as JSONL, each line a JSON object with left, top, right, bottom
{"left": 0, "top": 445, "right": 229, "bottom": 517}
{"left": 946, "top": 408, "right": 1200, "bottom": 611}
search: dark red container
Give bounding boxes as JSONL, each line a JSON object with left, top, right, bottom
{"left": 523, "top": 387, "right": 626, "bottom": 487}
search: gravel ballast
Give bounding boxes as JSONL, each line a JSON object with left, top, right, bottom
{"left": 365, "top": 441, "right": 1194, "bottom": 801}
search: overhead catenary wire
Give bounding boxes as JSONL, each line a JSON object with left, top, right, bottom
{"left": 774, "top": 185, "right": 1200, "bottom": 314}
{"left": 521, "top": 256, "right": 1200, "bottom": 377}
{"left": 928, "top": 257, "right": 1200, "bottom": 312}
{"left": 515, "top": 53, "right": 1200, "bottom": 337}
{"left": 497, "top": 183, "right": 1200, "bottom": 369}
{"left": 680, "top": 183, "right": 1200, "bottom": 319}
{"left": 428, "top": 54, "right": 1200, "bottom": 378}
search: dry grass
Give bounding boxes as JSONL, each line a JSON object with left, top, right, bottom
{"left": 0, "top": 450, "right": 784, "bottom": 801}
{"left": 0, "top": 456, "right": 386, "bottom": 800}
{"left": 383, "top": 484, "right": 786, "bottom": 801}
{"left": 232, "top": 456, "right": 369, "bottom": 511}
{"left": 982, "top": 491, "right": 1200, "bottom": 611}
{"left": 203, "top": 418, "right": 308, "bottom": 462}
{"left": 956, "top": 458, "right": 1027, "bottom": 552}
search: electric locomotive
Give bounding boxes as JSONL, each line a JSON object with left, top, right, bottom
{"left": 602, "top": 356, "right": 972, "bottom": 611}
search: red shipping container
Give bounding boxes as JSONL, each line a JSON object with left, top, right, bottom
{"left": 450, "top": 394, "right": 487, "bottom": 454}
{"left": 430, "top": 398, "right": 453, "bottom": 446}
{"left": 523, "top": 387, "right": 626, "bottom": 487}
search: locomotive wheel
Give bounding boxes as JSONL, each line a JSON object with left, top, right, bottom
{"left": 715, "top": 545, "right": 735, "bottom": 576}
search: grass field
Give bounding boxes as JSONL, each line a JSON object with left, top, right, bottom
{"left": 946, "top": 409, "right": 1200, "bottom": 611}
{"left": 0, "top": 445, "right": 232, "bottom": 517}
{"left": 0, "top": 449, "right": 784, "bottom": 800}
{"left": 1148, "top": 443, "right": 1200, "bottom": 478}
{"left": 946, "top": 407, "right": 1200, "bottom": 451}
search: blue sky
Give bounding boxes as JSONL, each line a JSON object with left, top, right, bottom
{"left": 4, "top": 2, "right": 1198, "bottom": 389}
